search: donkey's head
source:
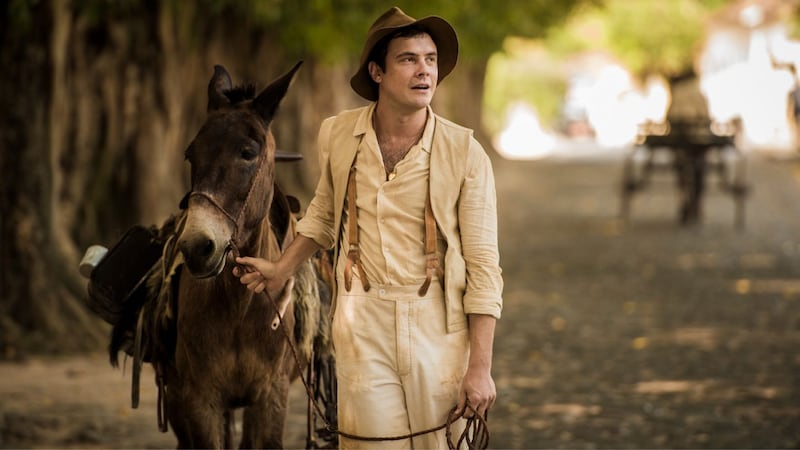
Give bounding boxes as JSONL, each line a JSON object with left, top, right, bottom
{"left": 178, "top": 62, "right": 302, "bottom": 279}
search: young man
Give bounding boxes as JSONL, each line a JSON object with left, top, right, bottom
{"left": 234, "top": 7, "right": 503, "bottom": 448}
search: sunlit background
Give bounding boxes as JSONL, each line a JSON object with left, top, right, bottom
{"left": 487, "top": 0, "right": 800, "bottom": 160}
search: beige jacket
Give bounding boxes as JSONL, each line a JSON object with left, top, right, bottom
{"left": 297, "top": 105, "right": 503, "bottom": 332}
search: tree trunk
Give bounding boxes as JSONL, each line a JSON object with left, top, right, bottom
{"left": 272, "top": 60, "right": 364, "bottom": 207}
{"left": 0, "top": 1, "right": 108, "bottom": 357}
{"left": 0, "top": 1, "right": 350, "bottom": 358}
{"left": 434, "top": 59, "right": 498, "bottom": 158}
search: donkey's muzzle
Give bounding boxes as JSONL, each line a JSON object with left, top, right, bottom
{"left": 178, "top": 233, "right": 227, "bottom": 279}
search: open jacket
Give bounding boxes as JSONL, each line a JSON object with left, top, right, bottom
{"left": 297, "top": 105, "right": 503, "bottom": 332}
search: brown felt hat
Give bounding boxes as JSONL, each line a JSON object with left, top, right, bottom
{"left": 350, "top": 6, "right": 459, "bottom": 101}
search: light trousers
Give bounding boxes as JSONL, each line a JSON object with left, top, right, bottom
{"left": 332, "top": 277, "right": 469, "bottom": 449}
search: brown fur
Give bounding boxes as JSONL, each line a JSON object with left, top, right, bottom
{"left": 163, "top": 62, "right": 325, "bottom": 449}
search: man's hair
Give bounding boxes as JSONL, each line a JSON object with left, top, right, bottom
{"left": 367, "top": 25, "right": 430, "bottom": 73}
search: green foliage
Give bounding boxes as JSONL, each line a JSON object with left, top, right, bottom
{"left": 71, "top": 0, "right": 146, "bottom": 25}
{"left": 4, "top": 0, "right": 589, "bottom": 66}
{"left": 483, "top": 0, "right": 736, "bottom": 130}
{"left": 789, "top": 6, "right": 800, "bottom": 40}
{"left": 415, "top": 0, "right": 593, "bottom": 60}
{"left": 5, "top": 0, "right": 40, "bottom": 32}
{"left": 169, "top": 0, "right": 589, "bottom": 63}
{"left": 483, "top": 39, "right": 567, "bottom": 133}
{"left": 545, "top": 0, "right": 731, "bottom": 77}
{"left": 603, "top": 0, "right": 706, "bottom": 76}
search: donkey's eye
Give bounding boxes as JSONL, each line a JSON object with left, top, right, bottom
{"left": 240, "top": 146, "right": 259, "bottom": 161}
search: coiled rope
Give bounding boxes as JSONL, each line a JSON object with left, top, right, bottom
{"left": 258, "top": 283, "right": 490, "bottom": 449}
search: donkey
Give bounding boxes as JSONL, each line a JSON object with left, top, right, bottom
{"left": 164, "top": 62, "right": 325, "bottom": 449}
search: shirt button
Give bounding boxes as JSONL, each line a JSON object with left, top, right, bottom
{"left": 379, "top": 289, "right": 386, "bottom": 296}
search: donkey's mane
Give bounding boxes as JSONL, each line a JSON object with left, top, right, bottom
{"left": 224, "top": 84, "right": 257, "bottom": 105}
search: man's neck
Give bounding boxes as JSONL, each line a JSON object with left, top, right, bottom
{"left": 373, "top": 102, "right": 428, "bottom": 139}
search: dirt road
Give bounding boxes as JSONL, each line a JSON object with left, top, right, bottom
{"left": 2, "top": 149, "right": 800, "bottom": 449}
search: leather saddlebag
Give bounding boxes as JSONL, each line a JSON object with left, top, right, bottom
{"left": 86, "top": 225, "right": 165, "bottom": 325}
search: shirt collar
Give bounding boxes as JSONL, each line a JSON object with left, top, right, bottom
{"left": 355, "top": 103, "right": 436, "bottom": 154}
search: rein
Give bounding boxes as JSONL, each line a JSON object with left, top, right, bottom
{"left": 263, "top": 288, "right": 490, "bottom": 449}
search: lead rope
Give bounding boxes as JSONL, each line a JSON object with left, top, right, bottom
{"left": 262, "top": 287, "right": 489, "bottom": 449}
{"left": 154, "top": 153, "right": 266, "bottom": 433}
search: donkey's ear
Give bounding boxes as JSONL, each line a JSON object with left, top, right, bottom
{"left": 208, "top": 65, "right": 233, "bottom": 111}
{"left": 253, "top": 61, "right": 303, "bottom": 123}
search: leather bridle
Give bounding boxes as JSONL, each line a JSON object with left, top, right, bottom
{"left": 186, "top": 151, "right": 268, "bottom": 265}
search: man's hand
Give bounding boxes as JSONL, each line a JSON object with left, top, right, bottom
{"left": 233, "top": 256, "right": 286, "bottom": 299}
{"left": 454, "top": 314, "right": 497, "bottom": 419}
{"left": 232, "top": 235, "right": 324, "bottom": 299}
{"left": 455, "top": 364, "right": 496, "bottom": 419}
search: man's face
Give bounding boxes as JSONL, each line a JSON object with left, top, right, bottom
{"left": 370, "top": 32, "right": 439, "bottom": 111}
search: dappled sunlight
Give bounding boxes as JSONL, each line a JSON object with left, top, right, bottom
{"left": 675, "top": 252, "right": 721, "bottom": 270}
{"left": 494, "top": 102, "right": 557, "bottom": 159}
{"left": 635, "top": 380, "right": 716, "bottom": 394}
{"left": 578, "top": 63, "right": 643, "bottom": 148}
{"left": 493, "top": 57, "right": 674, "bottom": 159}
{"left": 695, "top": 10, "right": 800, "bottom": 152}
{"left": 633, "top": 327, "right": 720, "bottom": 352}
{"left": 731, "top": 278, "right": 800, "bottom": 297}
{"left": 561, "top": 56, "right": 667, "bottom": 149}
{"left": 537, "top": 403, "right": 602, "bottom": 420}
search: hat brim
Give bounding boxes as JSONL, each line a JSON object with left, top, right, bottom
{"left": 350, "top": 16, "right": 459, "bottom": 101}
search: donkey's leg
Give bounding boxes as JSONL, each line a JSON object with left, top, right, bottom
{"left": 240, "top": 375, "right": 291, "bottom": 449}
{"left": 223, "top": 409, "right": 235, "bottom": 449}
{"left": 167, "top": 384, "right": 227, "bottom": 449}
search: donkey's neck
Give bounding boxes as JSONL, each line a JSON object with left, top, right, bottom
{"left": 239, "top": 214, "right": 281, "bottom": 262}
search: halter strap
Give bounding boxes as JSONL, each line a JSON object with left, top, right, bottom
{"left": 341, "top": 166, "right": 443, "bottom": 296}
{"left": 187, "top": 152, "right": 266, "bottom": 262}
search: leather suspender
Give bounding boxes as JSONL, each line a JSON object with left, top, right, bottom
{"left": 342, "top": 167, "right": 443, "bottom": 296}
{"left": 343, "top": 166, "right": 371, "bottom": 292}
{"left": 418, "top": 189, "right": 443, "bottom": 296}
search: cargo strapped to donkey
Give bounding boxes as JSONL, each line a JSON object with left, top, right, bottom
{"left": 83, "top": 184, "right": 339, "bottom": 448}
{"left": 86, "top": 224, "right": 168, "bottom": 326}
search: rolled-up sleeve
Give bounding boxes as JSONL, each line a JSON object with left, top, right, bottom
{"left": 296, "top": 118, "right": 337, "bottom": 249}
{"left": 459, "top": 139, "right": 503, "bottom": 318}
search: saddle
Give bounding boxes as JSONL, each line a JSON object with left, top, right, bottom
{"left": 86, "top": 184, "right": 302, "bottom": 353}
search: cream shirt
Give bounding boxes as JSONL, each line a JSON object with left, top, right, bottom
{"left": 340, "top": 104, "right": 444, "bottom": 286}
{"left": 297, "top": 105, "right": 503, "bottom": 330}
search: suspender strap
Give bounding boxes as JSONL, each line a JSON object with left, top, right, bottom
{"left": 418, "top": 189, "right": 444, "bottom": 296}
{"left": 343, "top": 165, "right": 442, "bottom": 296}
{"left": 343, "top": 166, "right": 371, "bottom": 292}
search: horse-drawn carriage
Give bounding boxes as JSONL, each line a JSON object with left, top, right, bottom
{"left": 619, "top": 117, "right": 749, "bottom": 228}
{"left": 620, "top": 70, "right": 749, "bottom": 229}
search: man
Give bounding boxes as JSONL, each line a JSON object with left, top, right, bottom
{"left": 234, "top": 7, "right": 503, "bottom": 448}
